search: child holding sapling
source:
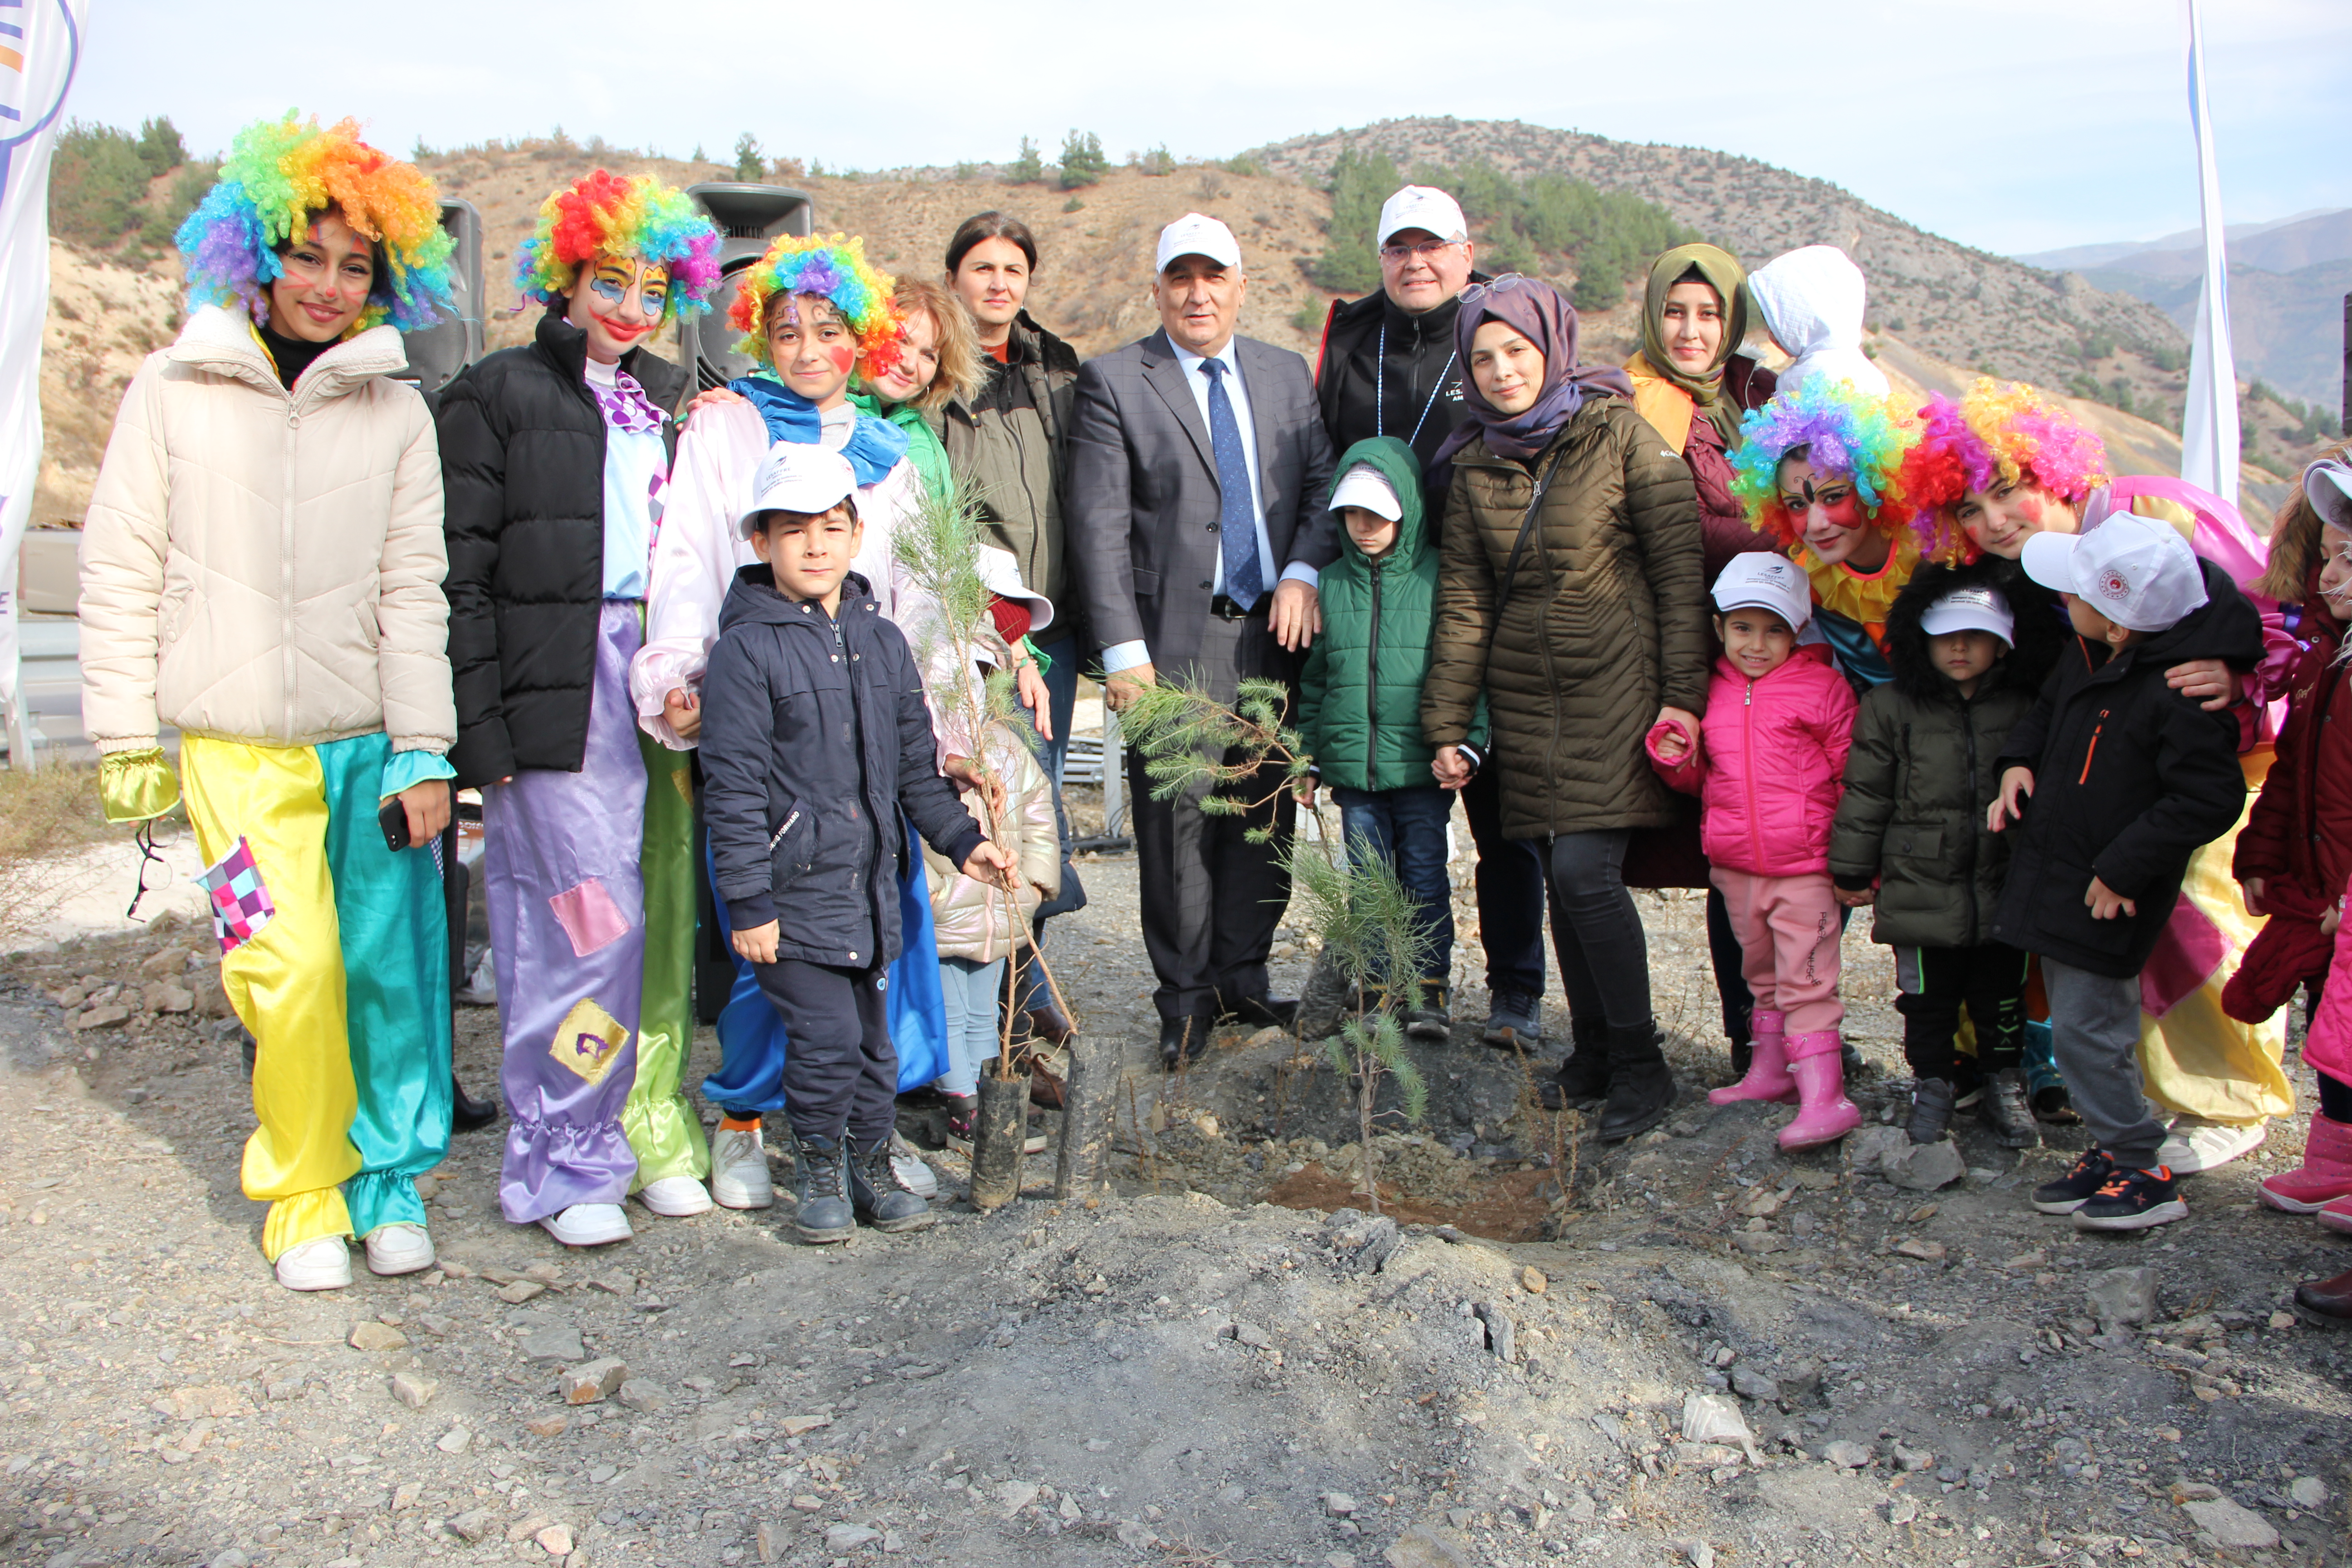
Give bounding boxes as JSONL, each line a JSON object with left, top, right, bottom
{"left": 1296, "top": 436, "right": 1481, "bottom": 1041}
{"left": 1648, "top": 553, "right": 1861, "bottom": 1150}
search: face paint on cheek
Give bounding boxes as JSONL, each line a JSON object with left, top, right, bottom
{"left": 2016, "top": 495, "right": 2045, "bottom": 526}
{"left": 828, "top": 346, "right": 854, "bottom": 373}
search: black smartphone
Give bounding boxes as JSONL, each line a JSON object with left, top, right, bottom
{"left": 379, "top": 798, "right": 412, "bottom": 853}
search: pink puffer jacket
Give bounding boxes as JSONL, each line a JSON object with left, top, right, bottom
{"left": 1648, "top": 644, "right": 1856, "bottom": 877}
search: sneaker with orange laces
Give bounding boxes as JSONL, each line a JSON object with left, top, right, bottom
{"left": 2072, "top": 1164, "right": 2188, "bottom": 1231}
{"left": 2032, "top": 1148, "right": 2118, "bottom": 1215}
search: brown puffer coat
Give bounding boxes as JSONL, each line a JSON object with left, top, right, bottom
{"left": 1420, "top": 398, "right": 1707, "bottom": 840}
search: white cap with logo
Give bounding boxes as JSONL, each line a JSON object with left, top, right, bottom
{"left": 1156, "top": 213, "right": 1243, "bottom": 273}
{"left": 1920, "top": 584, "right": 2015, "bottom": 647}
{"left": 2304, "top": 457, "right": 2352, "bottom": 531}
{"left": 1377, "top": 186, "right": 1468, "bottom": 246}
{"left": 1328, "top": 462, "right": 1403, "bottom": 522}
{"left": 2020, "top": 514, "right": 2207, "bottom": 633}
{"left": 738, "top": 443, "right": 859, "bottom": 538}
{"left": 1711, "top": 551, "right": 1813, "bottom": 632}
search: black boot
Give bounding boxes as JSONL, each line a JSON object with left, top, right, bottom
{"left": 1595, "top": 1023, "right": 1678, "bottom": 1142}
{"left": 847, "top": 1133, "right": 936, "bottom": 1233}
{"left": 1541, "top": 1017, "right": 1612, "bottom": 1110}
{"left": 451, "top": 1070, "right": 499, "bottom": 1133}
{"left": 789, "top": 1132, "right": 855, "bottom": 1245}
{"left": 1906, "top": 1077, "right": 1956, "bottom": 1145}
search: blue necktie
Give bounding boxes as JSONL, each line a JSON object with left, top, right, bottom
{"left": 1199, "top": 357, "right": 1263, "bottom": 609}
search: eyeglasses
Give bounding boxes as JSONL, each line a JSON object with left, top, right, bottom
{"left": 1457, "top": 274, "right": 1542, "bottom": 307}
{"left": 1379, "top": 238, "right": 1463, "bottom": 264}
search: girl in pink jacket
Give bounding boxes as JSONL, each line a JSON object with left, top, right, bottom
{"left": 1650, "top": 553, "right": 1862, "bottom": 1149}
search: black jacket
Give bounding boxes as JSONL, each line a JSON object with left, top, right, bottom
{"left": 1829, "top": 558, "right": 2063, "bottom": 948}
{"left": 1314, "top": 278, "right": 1486, "bottom": 488}
{"left": 437, "top": 309, "right": 690, "bottom": 786}
{"left": 1989, "top": 558, "right": 2262, "bottom": 978}
{"left": 700, "top": 567, "right": 986, "bottom": 969}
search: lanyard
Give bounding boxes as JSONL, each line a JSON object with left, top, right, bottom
{"left": 1376, "top": 319, "right": 1457, "bottom": 449}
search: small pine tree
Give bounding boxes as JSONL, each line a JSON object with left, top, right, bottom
{"left": 1058, "top": 130, "right": 1107, "bottom": 190}
{"left": 1308, "top": 148, "right": 1399, "bottom": 294}
{"left": 1008, "top": 137, "right": 1043, "bottom": 185}
{"left": 1136, "top": 144, "right": 1176, "bottom": 177}
{"left": 691, "top": 143, "right": 707, "bottom": 164}
{"left": 134, "top": 116, "right": 185, "bottom": 177}
{"left": 733, "top": 132, "right": 764, "bottom": 181}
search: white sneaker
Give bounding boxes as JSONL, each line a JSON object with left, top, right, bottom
{"left": 274, "top": 1235, "right": 353, "bottom": 1292}
{"left": 889, "top": 1131, "right": 939, "bottom": 1199}
{"left": 538, "top": 1203, "right": 634, "bottom": 1248}
{"left": 637, "top": 1175, "right": 714, "bottom": 1218}
{"left": 2157, "top": 1117, "right": 2267, "bottom": 1174}
{"left": 363, "top": 1221, "right": 435, "bottom": 1276}
{"left": 710, "top": 1126, "right": 774, "bottom": 1209}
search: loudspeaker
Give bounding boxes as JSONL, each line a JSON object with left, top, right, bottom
{"left": 402, "top": 198, "right": 486, "bottom": 395}
{"left": 682, "top": 183, "right": 813, "bottom": 391}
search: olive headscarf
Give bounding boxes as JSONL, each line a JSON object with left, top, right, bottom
{"left": 1633, "top": 243, "right": 1751, "bottom": 446}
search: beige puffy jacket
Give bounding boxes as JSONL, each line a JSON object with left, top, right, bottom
{"left": 79, "top": 305, "right": 455, "bottom": 757}
{"left": 921, "top": 728, "right": 1062, "bottom": 965}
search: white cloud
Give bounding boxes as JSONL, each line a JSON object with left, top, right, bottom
{"left": 64, "top": 0, "right": 2349, "bottom": 255}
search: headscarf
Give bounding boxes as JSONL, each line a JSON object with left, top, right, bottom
{"left": 1431, "top": 274, "right": 1633, "bottom": 473}
{"left": 1633, "top": 244, "right": 1750, "bottom": 443}
{"left": 1746, "top": 246, "right": 1890, "bottom": 397}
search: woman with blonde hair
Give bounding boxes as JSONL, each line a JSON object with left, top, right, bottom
{"left": 855, "top": 277, "right": 987, "bottom": 504}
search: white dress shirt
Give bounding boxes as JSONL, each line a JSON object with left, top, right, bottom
{"left": 1099, "top": 337, "right": 1319, "bottom": 673}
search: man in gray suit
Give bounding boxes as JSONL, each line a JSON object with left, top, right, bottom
{"left": 1068, "top": 213, "right": 1338, "bottom": 1067}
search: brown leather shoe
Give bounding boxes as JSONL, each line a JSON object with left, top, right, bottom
{"left": 2294, "top": 1266, "right": 2352, "bottom": 1323}
{"left": 1025, "top": 1004, "right": 1074, "bottom": 1046}
{"left": 1010, "top": 1046, "right": 1067, "bottom": 1110}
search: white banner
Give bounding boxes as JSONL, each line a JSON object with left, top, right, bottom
{"left": 2178, "top": 0, "right": 2239, "bottom": 508}
{"left": 0, "top": 0, "right": 87, "bottom": 768}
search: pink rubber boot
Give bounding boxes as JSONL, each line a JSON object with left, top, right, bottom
{"left": 1710, "top": 1009, "right": 1798, "bottom": 1106}
{"left": 2261, "top": 1115, "right": 2352, "bottom": 1213}
{"left": 2320, "top": 1193, "right": 2352, "bottom": 1235}
{"left": 1779, "top": 1031, "right": 1862, "bottom": 1151}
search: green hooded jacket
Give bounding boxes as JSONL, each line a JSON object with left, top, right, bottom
{"left": 1299, "top": 436, "right": 1486, "bottom": 792}
{"left": 848, "top": 390, "right": 953, "bottom": 506}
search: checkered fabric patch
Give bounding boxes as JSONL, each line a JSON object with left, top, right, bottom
{"left": 197, "top": 837, "right": 277, "bottom": 954}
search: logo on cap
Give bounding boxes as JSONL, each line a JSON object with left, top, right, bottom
{"left": 2097, "top": 568, "right": 2132, "bottom": 604}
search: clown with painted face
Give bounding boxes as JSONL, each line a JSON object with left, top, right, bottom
{"left": 1898, "top": 378, "right": 2295, "bottom": 1173}
{"left": 81, "top": 114, "right": 458, "bottom": 1292}
{"left": 1729, "top": 378, "right": 1923, "bottom": 689}
{"left": 632, "top": 234, "right": 1047, "bottom": 1217}
{"left": 436, "top": 171, "right": 721, "bottom": 1247}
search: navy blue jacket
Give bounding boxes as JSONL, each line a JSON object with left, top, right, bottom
{"left": 1990, "top": 558, "right": 2261, "bottom": 979}
{"left": 700, "top": 567, "right": 986, "bottom": 968}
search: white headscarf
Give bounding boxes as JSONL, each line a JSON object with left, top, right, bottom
{"left": 1747, "top": 245, "right": 1890, "bottom": 397}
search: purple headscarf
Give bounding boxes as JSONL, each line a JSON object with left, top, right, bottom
{"left": 1432, "top": 275, "right": 1635, "bottom": 476}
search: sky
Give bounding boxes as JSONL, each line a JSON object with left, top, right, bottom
{"left": 61, "top": 0, "right": 2351, "bottom": 258}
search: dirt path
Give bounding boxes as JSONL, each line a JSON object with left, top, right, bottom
{"left": 2, "top": 818, "right": 2348, "bottom": 1568}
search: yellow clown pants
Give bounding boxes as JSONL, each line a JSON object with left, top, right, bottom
{"left": 180, "top": 734, "right": 451, "bottom": 1261}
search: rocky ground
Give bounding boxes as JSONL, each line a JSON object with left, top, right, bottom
{"left": 1, "top": 794, "right": 2348, "bottom": 1568}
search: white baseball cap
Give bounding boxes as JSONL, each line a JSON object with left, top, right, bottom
{"left": 1920, "top": 584, "right": 2015, "bottom": 647}
{"left": 2020, "top": 515, "right": 2207, "bottom": 633}
{"left": 1156, "top": 213, "right": 1242, "bottom": 274}
{"left": 1711, "top": 551, "right": 1813, "bottom": 631}
{"left": 1377, "top": 186, "right": 1467, "bottom": 246}
{"left": 2304, "top": 457, "right": 2352, "bottom": 531}
{"left": 1328, "top": 462, "right": 1403, "bottom": 522}
{"left": 738, "top": 443, "right": 859, "bottom": 538}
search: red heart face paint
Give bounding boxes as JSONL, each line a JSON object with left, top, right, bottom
{"left": 828, "top": 345, "right": 854, "bottom": 373}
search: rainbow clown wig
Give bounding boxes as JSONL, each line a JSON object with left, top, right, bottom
{"left": 727, "top": 233, "right": 902, "bottom": 373}
{"left": 175, "top": 113, "right": 454, "bottom": 334}
{"left": 513, "top": 170, "right": 721, "bottom": 321}
{"left": 1898, "top": 377, "right": 2111, "bottom": 561}
{"left": 1729, "top": 378, "right": 1921, "bottom": 549}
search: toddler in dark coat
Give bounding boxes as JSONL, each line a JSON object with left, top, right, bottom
{"left": 1989, "top": 517, "right": 2262, "bottom": 1232}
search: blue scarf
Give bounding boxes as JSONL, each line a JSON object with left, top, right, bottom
{"left": 729, "top": 375, "right": 910, "bottom": 486}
